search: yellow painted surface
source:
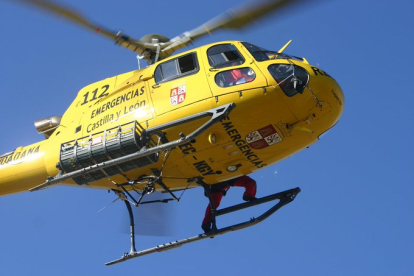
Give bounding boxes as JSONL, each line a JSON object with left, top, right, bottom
{"left": 0, "top": 41, "right": 344, "bottom": 196}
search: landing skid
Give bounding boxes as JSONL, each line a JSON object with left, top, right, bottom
{"left": 105, "top": 187, "right": 300, "bottom": 266}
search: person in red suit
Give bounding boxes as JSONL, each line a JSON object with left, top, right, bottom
{"left": 221, "top": 68, "right": 255, "bottom": 87}
{"left": 201, "top": 175, "right": 257, "bottom": 233}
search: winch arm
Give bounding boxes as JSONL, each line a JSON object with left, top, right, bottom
{"left": 29, "top": 103, "right": 235, "bottom": 192}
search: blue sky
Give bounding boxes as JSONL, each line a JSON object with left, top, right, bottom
{"left": 0, "top": 0, "right": 413, "bottom": 275}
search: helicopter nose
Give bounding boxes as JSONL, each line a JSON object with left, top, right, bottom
{"left": 300, "top": 73, "right": 345, "bottom": 138}
{"left": 270, "top": 63, "right": 345, "bottom": 136}
{"left": 310, "top": 71, "right": 345, "bottom": 128}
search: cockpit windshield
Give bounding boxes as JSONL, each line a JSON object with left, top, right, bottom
{"left": 242, "top": 42, "right": 304, "bottom": 62}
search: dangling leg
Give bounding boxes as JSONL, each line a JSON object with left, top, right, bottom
{"left": 198, "top": 178, "right": 230, "bottom": 233}
{"left": 233, "top": 175, "right": 257, "bottom": 201}
{"left": 202, "top": 191, "right": 224, "bottom": 232}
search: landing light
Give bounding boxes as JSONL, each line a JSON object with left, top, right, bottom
{"left": 226, "top": 165, "right": 239, "bottom": 172}
{"left": 208, "top": 133, "right": 217, "bottom": 145}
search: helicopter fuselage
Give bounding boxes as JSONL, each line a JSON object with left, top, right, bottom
{"left": 0, "top": 40, "right": 344, "bottom": 195}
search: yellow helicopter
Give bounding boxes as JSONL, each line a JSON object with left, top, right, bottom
{"left": 0, "top": 0, "right": 344, "bottom": 265}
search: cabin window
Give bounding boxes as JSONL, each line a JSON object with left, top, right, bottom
{"left": 154, "top": 53, "right": 198, "bottom": 83}
{"left": 268, "top": 64, "right": 309, "bottom": 97}
{"left": 215, "top": 67, "right": 256, "bottom": 88}
{"left": 207, "top": 44, "right": 245, "bottom": 68}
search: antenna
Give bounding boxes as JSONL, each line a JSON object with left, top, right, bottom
{"left": 136, "top": 55, "right": 145, "bottom": 69}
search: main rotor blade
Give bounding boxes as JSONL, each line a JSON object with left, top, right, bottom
{"left": 190, "top": 0, "right": 304, "bottom": 39}
{"left": 163, "top": 0, "right": 307, "bottom": 56}
{"left": 10, "top": 0, "right": 318, "bottom": 63}
{"left": 11, "top": 0, "right": 152, "bottom": 56}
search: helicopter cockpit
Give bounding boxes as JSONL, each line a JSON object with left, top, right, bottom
{"left": 242, "top": 42, "right": 309, "bottom": 97}
{"left": 207, "top": 43, "right": 256, "bottom": 88}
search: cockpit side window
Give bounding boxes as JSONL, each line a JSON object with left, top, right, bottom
{"left": 215, "top": 68, "right": 256, "bottom": 88}
{"left": 207, "top": 44, "right": 245, "bottom": 68}
{"left": 268, "top": 64, "right": 309, "bottom": 97}
{"left": 154, "top": 52, "right": 198, "bottom": 83}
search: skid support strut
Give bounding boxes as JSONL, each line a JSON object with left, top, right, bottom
{"left": 124, "top": 199, "right": 137, "bottom": 254}
{"left": 114, "top": 191, "right": 137, "bottom": 254}
{"left": 105, "top": 187, "right": 301, "bottom": 266}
